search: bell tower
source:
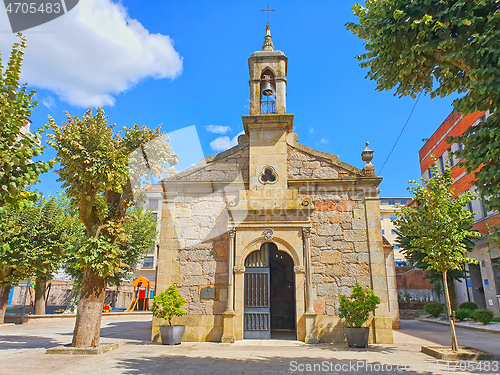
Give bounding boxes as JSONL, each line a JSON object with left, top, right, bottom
{"left": 248, "top": 25, "right": 288, "bottom": 115}
{"left": 243, "top": 25, "right": 294, "bottom": 191}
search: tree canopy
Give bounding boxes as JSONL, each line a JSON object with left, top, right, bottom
{"left": 347, "top": 0, "right": 500, "bottom": 212}
{"left": 2, "top": 194, "right": 82, "bottom": 286}
{"left": 0, "top": 33, "right": 51, "bottom": 212}
{"left": 6, "top": 194, "right": 83, "bottom": 314}
{"left": 0, "top": 33, "right": 52, "bottom": 323}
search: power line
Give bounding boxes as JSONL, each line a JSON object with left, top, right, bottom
{"left": 378, "top": 92, "right": 423, "bottom": 174}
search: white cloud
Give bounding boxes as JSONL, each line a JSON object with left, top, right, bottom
{"left": 320, "top": 138, "right": 329, "bottom": 144}
{"left": 309, "top": 128, "right": 314, "bottom": 134}
{"left": 0, "top": 0, "right": 183, "bottom": 107}
{"left": 42, "top": 96, "right": 56, "bottom": 109}
{"left": 210, "top": 132, "right": 244, "bottom": 152}
{"left": 206, "top": 125, "right": 231, "bottom": 135}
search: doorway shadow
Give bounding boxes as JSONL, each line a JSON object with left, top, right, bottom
{"left": 270, "top": 329, "right": 296, "bottom": 340}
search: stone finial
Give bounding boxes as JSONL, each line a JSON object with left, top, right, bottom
{"left": 166, "top": 153, "right": 179, "bottom": 175}
{"left": 361, "top": 142, "right": 375, "bottom": 177}
{"left": 262, "top": 25, "right": 274, "bottom": 51}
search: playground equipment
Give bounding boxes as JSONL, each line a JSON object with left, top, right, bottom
{"left": 125, "top": 275, "right": 152, "bottom": 312}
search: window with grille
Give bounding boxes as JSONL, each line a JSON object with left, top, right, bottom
{"left": 148, "top": 199, "right": 159, "bottom": 211}
{"left": 142, "top": 256, "right": 154, "bottom": 268}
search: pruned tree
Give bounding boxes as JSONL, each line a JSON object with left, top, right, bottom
{"left": 0, "top": 34, "right": 52, "bottom": 323}
{"left": 48, "top": 108, "right": 171, "bottom": 347}
{"left": 393, "top": 162, "right": 480, "bottom": 351}
{"left": 347, "top": 1, "right": 500, "bottom": 214}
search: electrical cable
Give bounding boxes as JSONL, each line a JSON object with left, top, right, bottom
{"left": 379, "top": 92, "right": 423, "bottom": 174}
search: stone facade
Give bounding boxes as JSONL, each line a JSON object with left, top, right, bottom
{"left": 153, "top": 25, "right": 397, "bottom": 344}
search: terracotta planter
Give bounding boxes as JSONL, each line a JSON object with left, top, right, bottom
{"left": 345, "top": 327, "right": 369, "bottom": 348}
{"left": 159, "top": 325, "right": 185, "bottom": 345}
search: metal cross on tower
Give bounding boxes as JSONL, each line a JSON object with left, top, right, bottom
{"left": 261, "top": 5, "right": 275, "bottom": 26}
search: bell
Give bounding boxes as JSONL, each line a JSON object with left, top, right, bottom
{"left": 262, "top": 81, "right": 274, "bottom": 96}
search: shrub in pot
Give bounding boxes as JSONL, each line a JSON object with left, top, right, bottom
{"left": 471, "top": 309, "right": 494, "bottom": 325}
{"left": 152, "top": 285, "right": 187, "bottom": 345}
{"left": 459, "top": 302, "right": 478, "bottom": 311}
{"left": 423, "top": 302, "right": 444, "bottom": 318}
{"left": 338, "top": 283, "right": 380, "bottom": 348}
{"left": 455, "top": 308, "right": 473, "bottom": 321}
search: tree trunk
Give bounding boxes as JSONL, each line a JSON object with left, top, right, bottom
{"left": 34, "top": 277, "right": 47, "bottom": 315}
{"left": 71, "top": 269, "right": 106, "bottom": 348}
{"left": 443, "top": 270, "right": 459, "bottom": 351}
{"left": 447, "top": 276, "right": 458, "bottom": 311}
{"left": 0, "top": 285, "right": 11, "bottom": 324}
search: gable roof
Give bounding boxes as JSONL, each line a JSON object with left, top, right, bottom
{"left": 288, "top": 143, "right": 364, "bottom": 180}
{"left": 162, "top": 144, "right": 249, "bottom": 183}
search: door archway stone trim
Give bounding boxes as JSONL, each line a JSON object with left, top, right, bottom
{"left": 238, "top": 236, "right": 301, "bottom": 268}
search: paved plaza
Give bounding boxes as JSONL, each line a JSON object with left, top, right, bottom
{"left": 1, "top": 317, "right": 499, "bottom": 375}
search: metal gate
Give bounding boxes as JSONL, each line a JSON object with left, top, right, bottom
{"left": 244, "top": 269, "right": 270, "bottom": 339}
{"left": 244, "top": 244, "right": 270, "bottom": 339}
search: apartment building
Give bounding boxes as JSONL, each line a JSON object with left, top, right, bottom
{"left": 133, "top": 184, "right": 163, "bottom": 283}
{"left": 379, "top": 198, "right": 411, "bottom": 264}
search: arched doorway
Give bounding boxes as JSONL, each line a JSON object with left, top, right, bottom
{"left": 244, "top": 242, "right": 296, "bottom": 339}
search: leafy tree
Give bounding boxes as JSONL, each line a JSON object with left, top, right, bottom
{"left": 109, "top": 207, "right": 158, "bottom": 286}
{"left": 395, "top": 214, "right": 473, "bottom": 309}
{"left": 7, "top": 194, "right": 84, "bottom": 315}
{"left": 393, "top": 162, "right": 480, "bottom": 351}
{"left": 346, "top": 1, "right": 500, "bottom": 213}
{"left": 48, "top": 108, "right": 171, "bottom": 348}
{"left": 0, "top": 34, "right": 52, "bottom": 323}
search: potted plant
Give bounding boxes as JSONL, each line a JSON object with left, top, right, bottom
{"left": 338, "top": 282, "right": 380, "bottom": 348}
{"left": 151, "top": 285, "right": 187, "bottom": 345}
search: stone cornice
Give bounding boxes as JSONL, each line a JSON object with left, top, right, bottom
{"left": 288, "top": 177, "right": 383, "bottom": 186}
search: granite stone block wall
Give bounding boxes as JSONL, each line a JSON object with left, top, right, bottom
{"left": 299, "top": 191, "right": 371, "bottom": 318}
{"left": 171, "top": 193, "right": 230, "bottom": 316}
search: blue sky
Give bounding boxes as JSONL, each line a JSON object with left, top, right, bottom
{"left": 0, "top": 1, "right": 459, "bottom": 198}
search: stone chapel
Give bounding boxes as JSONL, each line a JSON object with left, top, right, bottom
{"left": 152, "top": 26, "right": 397, "bottom": 344}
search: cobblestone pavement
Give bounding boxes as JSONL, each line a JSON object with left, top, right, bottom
{"left": 1, "top": 317, "right": 499, "bottom": 375}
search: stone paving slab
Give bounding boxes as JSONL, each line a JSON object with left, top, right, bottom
{"left": 1, "top": 318, "right": 500, "bottom": 374}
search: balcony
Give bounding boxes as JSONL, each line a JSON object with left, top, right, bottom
{"left": 260, "top": 100, "right": 276, "bottom": 114}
